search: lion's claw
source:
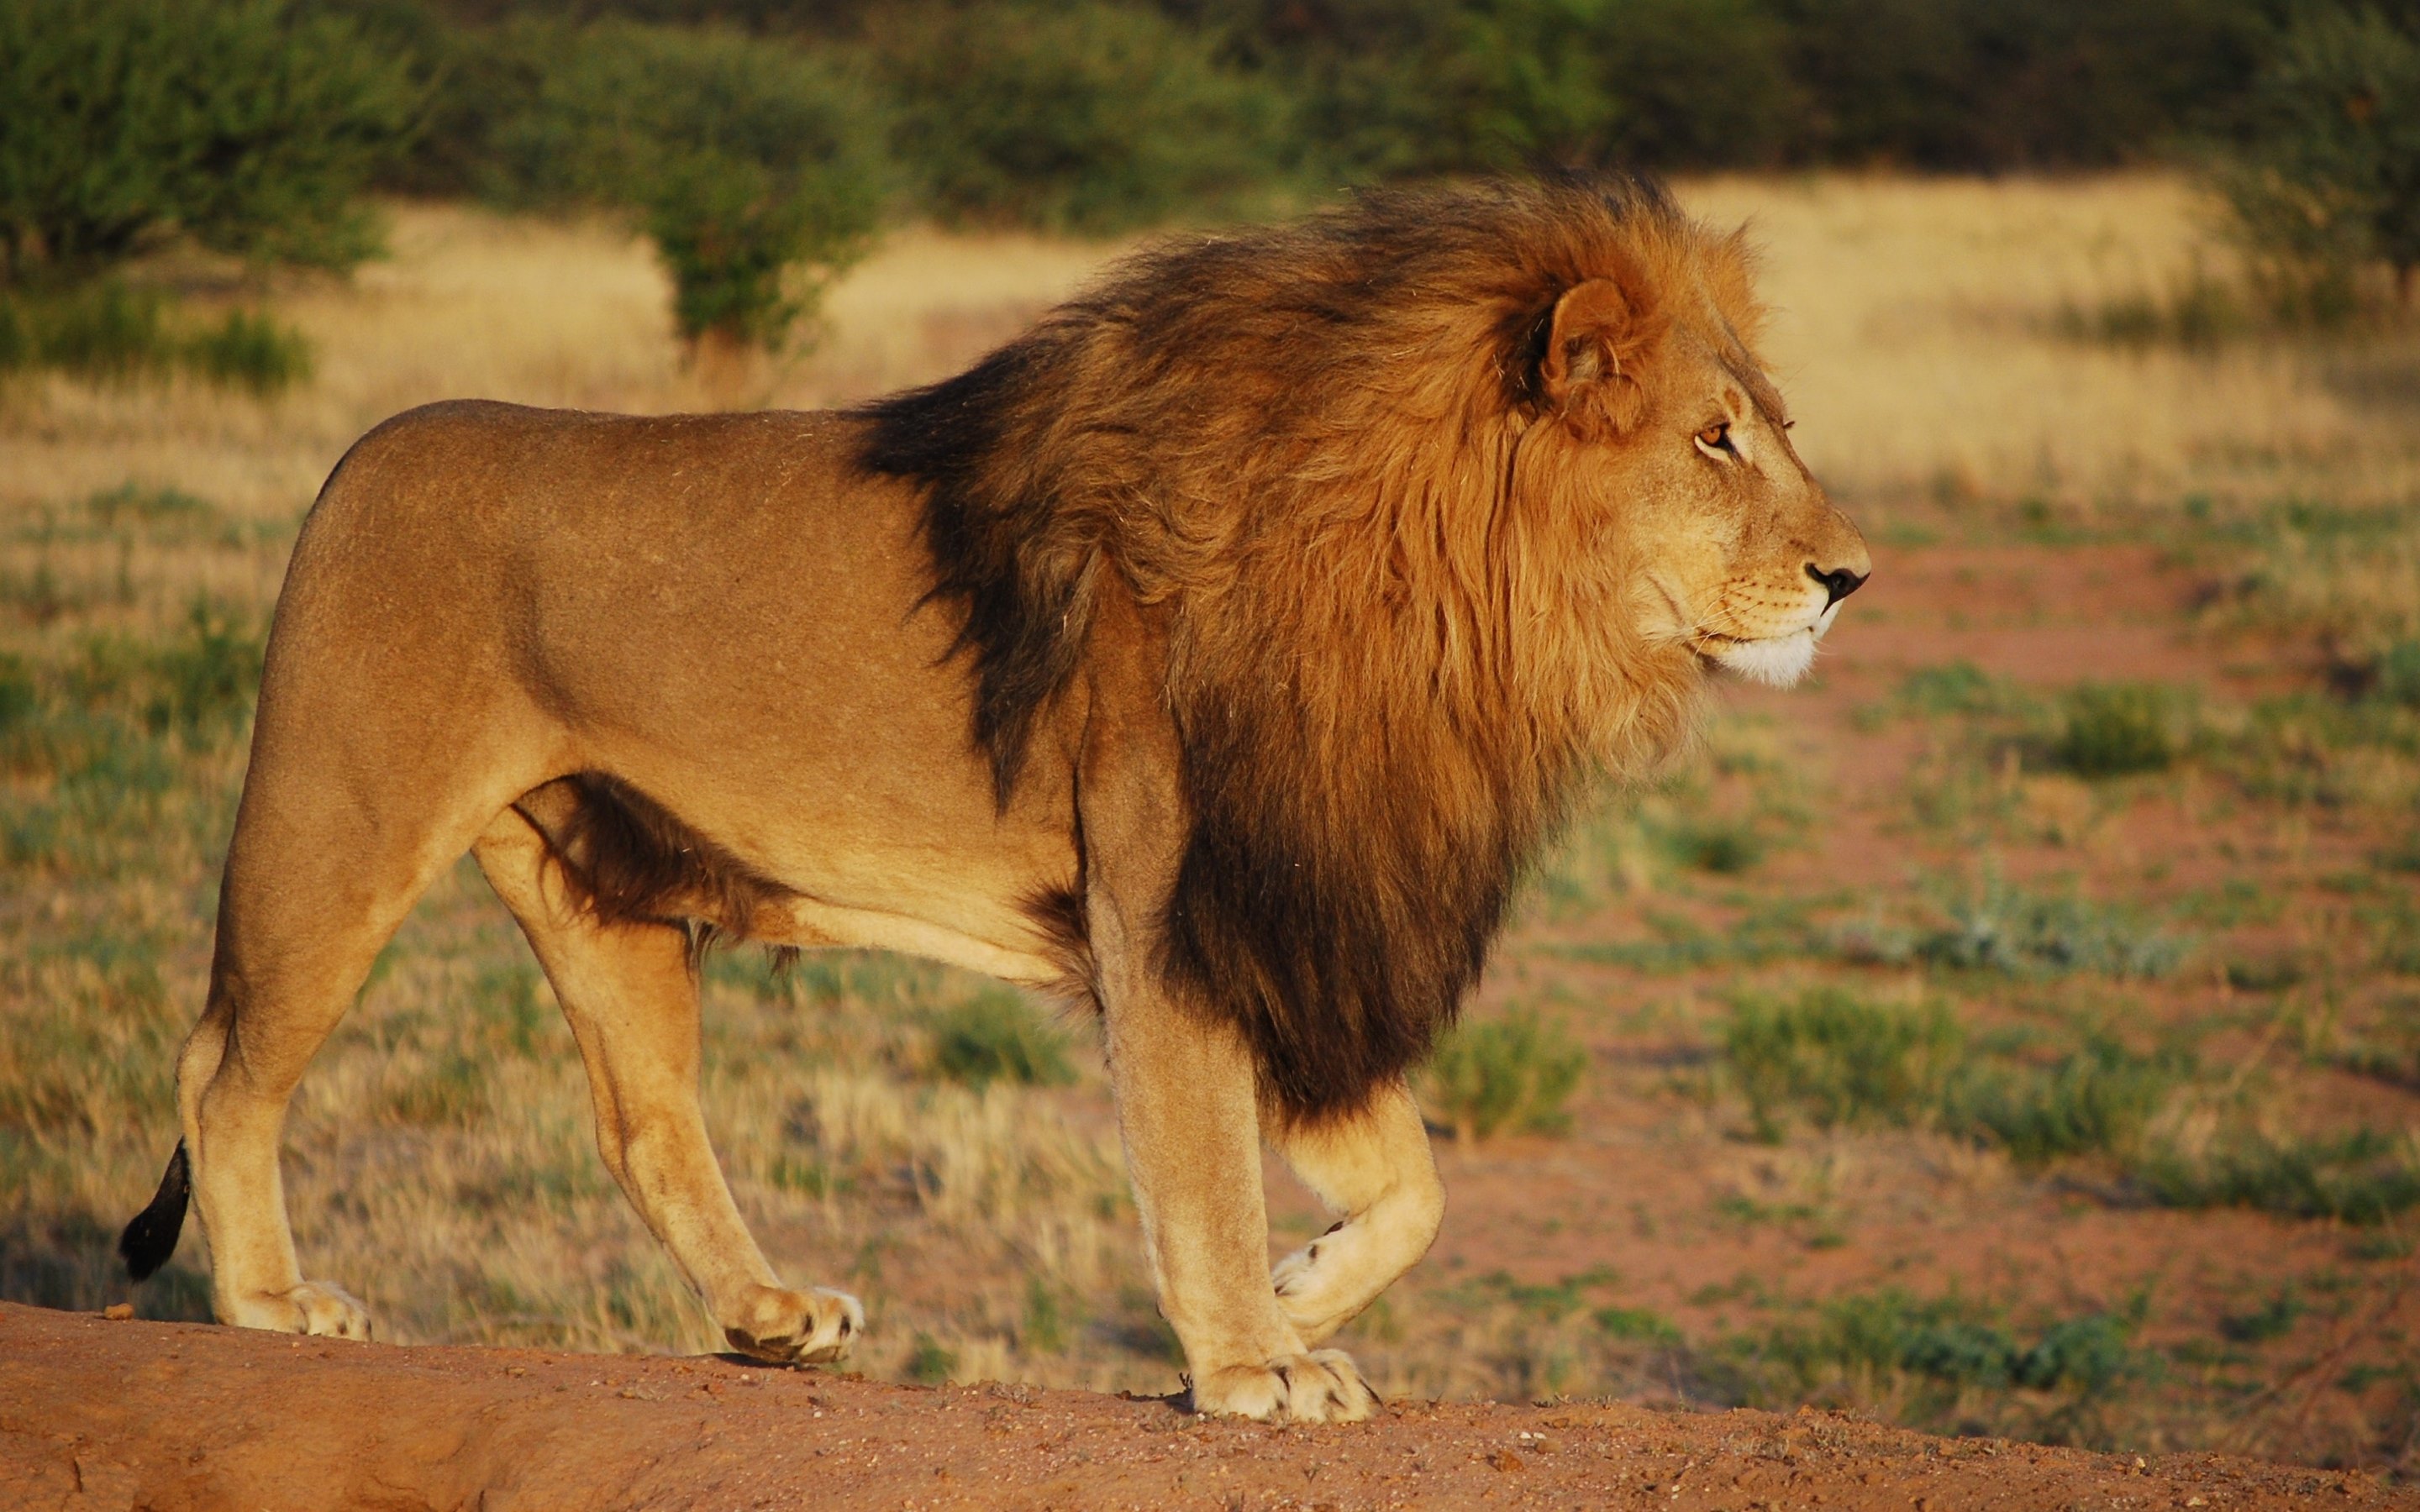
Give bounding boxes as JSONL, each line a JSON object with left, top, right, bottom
{"left": 1189, "top": 1350, "right": 1377, "bottom": 1423}
{"left": 224, "top": 1279, "right": 374, "bottom": 1341}
{"left": 721, "top": 1284, "right": 863, "bottom": 1364}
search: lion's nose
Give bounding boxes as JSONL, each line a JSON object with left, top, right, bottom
{"left": 1807, "top": 563, "right": 1867, "bottom": 606}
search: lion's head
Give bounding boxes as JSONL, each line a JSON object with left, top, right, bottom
{"left": 1521, "top": 249, "right": 1870, "bottom": 691}
{"left": 859, "top": 173, "right": 1868, "bottom": 1119}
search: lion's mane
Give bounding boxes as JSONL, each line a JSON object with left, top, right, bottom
{"left": 857, "top": 174, "right": 1760, "bottom": 1120}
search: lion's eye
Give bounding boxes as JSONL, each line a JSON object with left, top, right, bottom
{"left": 1695, "top": 421, "right": 1734, "bottom": 456}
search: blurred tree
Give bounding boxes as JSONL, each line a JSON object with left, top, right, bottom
{"left": 0, "top": 0, "right": 419, "bottom": 286}
{"left": 873, "top": 0, "right": 1296, "bottom": 233}
{"left": 492, "top": 21, "right": 886, "bottom": 351}
{"left": 2216, "top": 7, "right": 2420, "bottom": 307}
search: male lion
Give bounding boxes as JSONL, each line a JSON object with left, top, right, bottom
{"left": 121, "top": 174, "right": 1866, "bottom": 1423}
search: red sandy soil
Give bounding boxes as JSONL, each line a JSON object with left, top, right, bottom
{"left": 4, "top": 1304, "right": 2407, "bottom": 1512}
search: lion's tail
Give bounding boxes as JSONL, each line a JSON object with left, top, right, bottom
{"left": 118, "top": 1140, "right": 190, "bottom": 1282}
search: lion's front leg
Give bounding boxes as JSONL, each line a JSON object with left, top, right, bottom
{"left": 1098, "top": 976, "right": 1377, "bottom": 1423}
{"left": 1269, "top": 1078, "right": 1444, "bottom": 1345}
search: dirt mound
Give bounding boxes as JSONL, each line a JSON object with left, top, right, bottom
{"left": 3, "top": 1304, "right": 2402, "bottom": 1510}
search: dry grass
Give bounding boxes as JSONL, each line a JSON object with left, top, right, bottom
{"left": 4, "top": 177, "right": 2418, "bottom": 1448}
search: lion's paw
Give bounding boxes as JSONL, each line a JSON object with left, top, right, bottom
{"left": 1271, "top": 1221, "right": 1367, "bottom": 1342}
{"left": 1189, "top": 1350, "right": 1377, "bottom": 1424}
{"left": 721, "top": 1284, "right": 863, "bottom": 1365}
{"left": 225, "top": 1279, "right": 374, "bottom": 1341}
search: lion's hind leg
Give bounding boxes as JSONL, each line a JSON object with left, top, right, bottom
{"left": 1269, "top": 1079, "right": 1444, "bottom": 1346}
{"left": 472, "top": 804, "right": 860, "bottom": 1363}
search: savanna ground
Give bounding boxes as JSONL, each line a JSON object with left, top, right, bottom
{"left": 4, "top": 175, "right": 2419, "bottom": 1483}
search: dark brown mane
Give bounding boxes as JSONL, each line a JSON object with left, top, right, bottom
{"left": 855, "top": 172, "right": 1751, "bottom": 1120}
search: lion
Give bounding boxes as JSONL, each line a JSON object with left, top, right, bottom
{"left": 118, "top": 173, "right": 1867, "bottom": 1423}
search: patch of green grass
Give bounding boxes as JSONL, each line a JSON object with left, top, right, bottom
{"left": 2050, "top": 266, "right": 2253, "bottom": 351}
{"left": 1656, "top": 816, "right": 1766, "bottom": 875}
{"left": 906, "top": 1333, "right": 958, "bottom": 1383}
{"left": 1020, "top": 1276, "right": 1071, "bottom": 1353}
{"left": 1420, "top": 1005, "right": 1588, "bottom": 1143}
{"left": 180, "top": 308, "right": 313, "bottom": 395}
{"left": 1718, "top": 989, "right": 2186, "bottom": 1168}
{"left": 1897, "top": 660, "right": 2021, "bottom": 720}
{"left": 927, "top": 989, "right": 1076, "bottom": 1089}
{"left": 2053, "top": 683, "right": 2182, "bottom": 778}
{"left": 1592, "top": 1304, "right": 1681, "bottom": 1344}
{"left": 1726, "top": 1287, "right": 2153, "bottom": 1422}
{"left": 1918, "top": 876, "right": 2188, "bottom": 979}
{"left": 387, "top": 1050, "right": 488, "bottom": 1127}
{"left": 1724, "top": 989, "right": 1965, "bottom": 1142}
{"left": 2189, "top": 497, "right": 2420, "bottom": 673}
{"left": 1945, "top": 1037, "right": 2185, "bottom": 1167}
{"left": 2219, "top": 1285, "right": 2304, "bottom": 1344}
{"left": 2137, "top": 1129, "right": 2420, "bottom": 1225}
{"left": 0, "top": 284, "right": 313, "bottom": 396}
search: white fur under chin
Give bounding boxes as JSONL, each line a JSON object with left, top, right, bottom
{"left": 1708, "top": 631, "right": 1818, "bottom": 687}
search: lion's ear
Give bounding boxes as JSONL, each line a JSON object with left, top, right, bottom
{"left": 1538, "top": 276, "right": 1660, "bottom": 439}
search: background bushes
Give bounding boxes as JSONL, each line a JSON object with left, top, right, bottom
{"left": 0, "top": 0, "right": 418, "bottom": 282}
{"left": 10, "top": 0, "right": 2419, "bottom": 371}
{"left": 483, "top": 21, "right": 887, "bottom": 345}
{"left": 872, "top": 1, "right": 1294, "bottom": 233}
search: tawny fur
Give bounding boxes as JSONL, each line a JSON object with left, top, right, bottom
{"left": 860, "top": 174, "right": 1765, "bottom": 1117}
{"left": 124, "top": 172, "right": 1867, "bottom": 1425}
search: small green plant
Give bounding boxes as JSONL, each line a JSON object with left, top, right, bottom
{"left": 1020, "top": 1275, "right": 1070, "bottom": 1353}
{"left": 1420, "top": 1005, "right": 1588, "bottom": 1143}
{"left": 1894, "top": 660, "right": 2016, "bottom": 719}
{"left": 2137, "top": 1128, "right": 2420, "bottom": 1225}
{"left": 2375, "top": 639, "right": 2420, "bottom": 707}
{"left": 927, "top": 990, "right": 1076, "bottom": 1089}
{"left": 2054, "top": 683, "right": 2179, "bottom": 777}
{"left": 1918, "top": 877, "right": 2187, "bottom": 979}
{"left": 0, "top": 285, "right": 313, "bottom": 395}
{"left": 2219, "top": 1286, "right": 2304, "bottom": 1344}
{"left": 1657, "top": 816, "right": 1765, "bottom": 874}
{"left": 1734, "top": 1288, "right": 2149, "bottom": 1409}
{"left": 180, "top": 308, "right": 313, "bottom": 395}
{"left": 906, "top": 1332, "right": 958, "bottom": 1383}
{"left": 1945, "top": 1037, "right": 2182, "bottom": 1167}
{"left": 1724, "top": 989, "right": 1965, "bottom": 1141}
{"left": 2051, "top": 264, "right": 2252, "bottom": 350}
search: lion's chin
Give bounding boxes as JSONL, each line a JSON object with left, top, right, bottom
{"left": 1702, "top": 631, "right": 1818, "bottom": 688}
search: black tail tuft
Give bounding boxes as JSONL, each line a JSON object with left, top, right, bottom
{"left": 118, "top": 1140, "right": 191, "bottom": 1283}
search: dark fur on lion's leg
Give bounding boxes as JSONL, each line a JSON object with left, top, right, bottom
{"left": 118, "top": 1140, "right": 191, "bottom": 1282}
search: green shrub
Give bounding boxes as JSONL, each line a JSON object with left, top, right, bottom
{"left": 495, "top": 22, "right": 886, "bottom": 349}
{"left": 1946, "top": 1038, "right": 2182, "bottom": 1167}
{"left": 1724, "top": 989, "right": 1965, "bottom": 1141}
{"left": 1741, "top": 1288, "right": 2147, "bottom": 1404}
{"left": 1918, "top": 878, "right": 2186, "bottom": 979}
{"left": 2375, "top": 639, "right": 2420, "bottom": 706}
{"left": 1657, "top": 816, "right": 1765, "bottom": 875}
{"left": 0, "top": 0, "right": 417, "bottom": 284}
{"left": 927, "top": 990, "right": 1076, "bottom": 1089}
{"left": 2054, "top": 683, "right": 2179, "bottom": 777}
{"left": 876, "top": 1, "right": 1293, "bottom": 234}
{"left": 906, "top": 1332, "right": 958, "bottom": 1383}
{"left": 180, "top": 308, "right": 313, "bottom": 395}
{"left": 1893, "top": 660, "right": 2015, "bottom": 719}
{"left": 1420, "top": 1005, "right": 1588, "bottom": 1143}
{"left": 2139, "top": 1128, "right": 2420, "bottom": 1224}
